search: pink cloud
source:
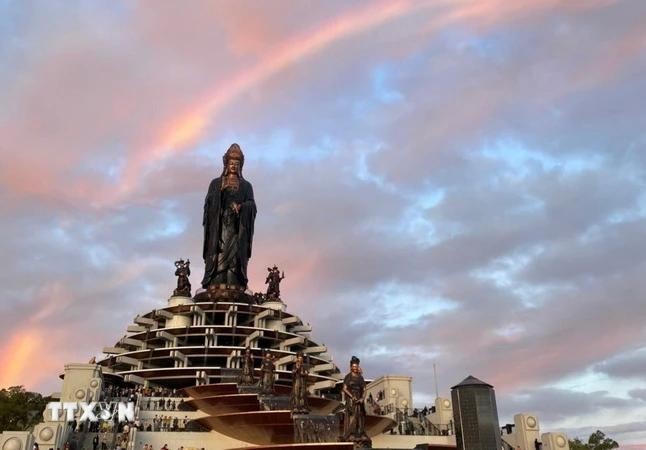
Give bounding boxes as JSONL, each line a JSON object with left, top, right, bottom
{"left": 0, "top": 0, "right": 632, "bottom": 211}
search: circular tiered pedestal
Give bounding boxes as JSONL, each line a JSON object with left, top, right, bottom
{"left": 185, "top": 383, "right": 395, "bottom": 446}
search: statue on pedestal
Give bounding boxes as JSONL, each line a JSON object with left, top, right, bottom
{"left": 201, "top": 144, "right": 257, "bottom": 289}
{"left": 259, "top": 350, "right": 276, "bottom": 394}
{"left": 265, "top": 265, "right": 285, "bottom": 301}
{"left": 290, "top": 352, "right": 310, "bottom": 414}
{"left": 342, "top": 356, "right": 371, "bottom": 447}
{"left": 238, "top": 346, "right": 255, "bottom": 385}
{"left": 173, "top": 259, "right": 191, "bottom": 297}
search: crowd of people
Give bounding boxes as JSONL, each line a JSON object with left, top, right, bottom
{"left": 68, "top": 417, "right": 139, "bottom": 434}
{"left": 392, "top": 409, "right": 453, "bottom": 436}
{"left": 64, "top": 383, "right": 196, "bottom": 446}
{"left": 412, "top": 406, "right": 435, "bottom": 417}
{"left": 139, "top": 416, "right": 191, "bottom": 432}
{"left": 102, "top": 385, "right": 188, "bottom": 403}
{"left": 364, "top": 394, "right": 453, "bottom": 437}
{"left": 73, "top": 415, "right": 194, "bottom": 434}
{"left": 139, "top": 398, "right": 186, "bottom": 412}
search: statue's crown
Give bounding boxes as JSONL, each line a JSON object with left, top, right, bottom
{"left": 223, "top": 143, "right": 244, "bottom": 165}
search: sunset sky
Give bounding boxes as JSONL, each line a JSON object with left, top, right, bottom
{"left": 1, "top": 0, "right": 645, "bottom": 445}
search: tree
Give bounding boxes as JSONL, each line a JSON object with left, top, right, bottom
{"left": 0, "top": 386, "right": 49, "bottom": 432}
{"left": 569, "top": 430, "right": 619, "bottom": 450}
{"left": 570, "top": 437, "right": 589, "bottom": 450}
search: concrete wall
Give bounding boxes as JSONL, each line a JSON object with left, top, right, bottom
{"left": 542, "top": 432, "right": 570, "bottom": 450}
{"left": 0, "top": 432, "right": 33, "bottom": 450}
{"left": 366, "top": 375, "right": 413, "bottom": 414}
{"left": 513, "top": 413, "right": 540, "bottom": 450}
{"left": 427, "top": 397, "right": 453, "bottom": 429}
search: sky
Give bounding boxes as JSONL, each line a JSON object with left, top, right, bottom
{"left": 0, "top": 0, "right": 645, "bottom": 446}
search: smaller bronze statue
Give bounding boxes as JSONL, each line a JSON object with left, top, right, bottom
{"left": 290, "top": 351, "right": 310, "bottom": 414}
{"left": 265, "top": 265, "right": 285, "bottom": 301}
{"left": 342, "top": 356, "right": 371, "bottom": 447}
{"left": 173, "top": 259, "right": 192, "bottom": 297}
{"left": 259, "top": 349, "right": 276, "bottom": 394}
{"left": 238, "top": 346, "right": 255, "bottom": 385}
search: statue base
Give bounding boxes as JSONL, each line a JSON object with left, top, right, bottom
{"left": 294, "top": 414, "right": 340, "bottom": 443}
{"left": 219, "top": 368, "right": 241, "bottom": 383}
{"left": 238, "top": 384, "right": 261, "bottom": 394}
{"left": 194, "top": 284, "right": 251, "bottom": 302}
{"left": 258, "top": 394, "right": 290, "bottom": 411}
{"left": 168, "top": 295, "right": 194, "bottom": 307}
{"left": 263, "top": 300, "right": 286, "bottom": 311}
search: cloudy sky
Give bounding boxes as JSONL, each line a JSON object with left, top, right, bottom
{"left": 1, "top": 0, "right": 645, "bottom": 445}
